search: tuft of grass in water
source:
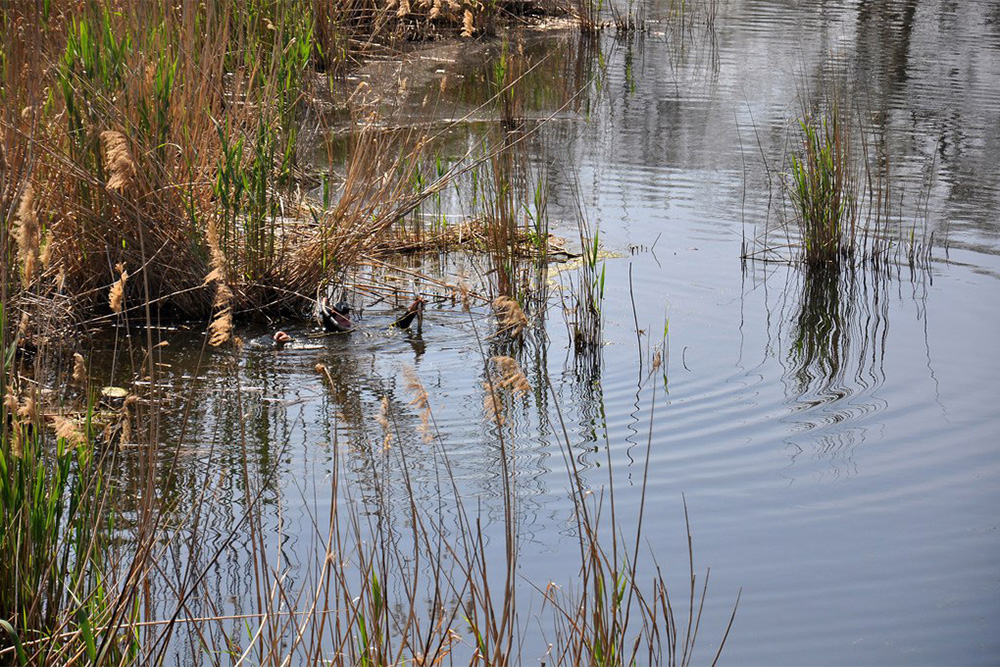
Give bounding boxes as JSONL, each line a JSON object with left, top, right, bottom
{"left": 788, "top": 104, "right": 858, "bottom": 268}
{"left": 572, "top": 224, "right": 606, "bottom": 353}
{"left": 744, "top": 84, "right": 932, "bottom": 270}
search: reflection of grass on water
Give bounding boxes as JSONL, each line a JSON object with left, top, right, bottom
{"left": 0, "top": 321, "right": 740, "bottom": 665}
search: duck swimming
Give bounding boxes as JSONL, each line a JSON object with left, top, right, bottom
{"left": 319, "top": 299, "right": 354, "bottom": 333}
{"left": 393, "top": 297, "right": 426, "bottom": 330}
{"left": 272, "top": 330, "right": 293, "bottom": 347}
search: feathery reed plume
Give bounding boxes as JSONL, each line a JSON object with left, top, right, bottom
{"left": 207, "top": 303, "right": 233, "bottom": 347}
{"left": 483, "top": 387, "right": 503, "bottom": 425}
{"left": 397, "top": 0, "right": 411, "bottom": 17}
{"left": 376, "top": 395, "right": 393, "bottom": 449}
{"left": 17, "top": 394, "right": 37, "bottom": 424}
{"left": 4, "top": 387, "right": 19, "bottom": 418}
{"left": 109, "top": 263, "right": 128, "bottom": 313}
{"left": 100, "top": 130, "right": 136, "bottom": 192}
{"left": 490, "top": 355, "right": 530, "bottom": 393}
{"left": 5, "top": 390, "right": 25, "bottom": 458}
{"left": 403, "top": 365, "right": 433, "bottom": 442}
{"left": 51, "top": 415, "right": 85, "bottom": 447}
{"left": 120, "top": 394, "right": 138, "bottom": 444}
{"left": 72, "top": 353, "right": 87, "bottom": 388}
{"left": 38, "top": 227, "right": 52, "bottom": 270}
{"left": 15, "top": 183, "right": 39, "bottom": 287}
{"left": 493, "top": 296, "right": 527, "bottom": 338}
{"left": 453, "top": 271, "right": 472, "bottom": 312}
{"left": 462, "top": 9, "right": 475, "bottom": 37}
{"left": 430, "top": 0, "right": 442, "bottom": 19}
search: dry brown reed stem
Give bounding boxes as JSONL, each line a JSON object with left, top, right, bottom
{"left": 15, "top": 182, "right": 39, "bottom": 287}
{"left": 100, "top": 131, "right": 136, "bottom": 192}
{"left": 492, "top": 296, "right": 527, "bottom": 338}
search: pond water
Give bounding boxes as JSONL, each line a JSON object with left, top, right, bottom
{"left": 101, "top": 1, "right": 1000, "bottom": 664}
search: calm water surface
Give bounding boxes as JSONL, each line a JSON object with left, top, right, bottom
{"left": 105, "top": 1, "right": 1000, "bottom": 664}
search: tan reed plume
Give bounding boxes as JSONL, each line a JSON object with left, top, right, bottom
{"left": 109, "top": 263, "right": 128, "bottom": 314}
{"left": 72, "top": 353, "right": 87, "bottom": 388}
{"left": 15, "top": 183, "right": 39, "bottom": 287}
{"left": 404, "top": 366, "right": 434, "bottom": 442}
{"left": 100, "top": 130, "right": 136, "bottom": 192}
{"left": 493, "top": 296, "right": 527, "bottom": 338}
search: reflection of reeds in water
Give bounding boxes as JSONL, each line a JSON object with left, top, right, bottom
{"left": 779, "top": 264, "right": 893, "bottom": 474}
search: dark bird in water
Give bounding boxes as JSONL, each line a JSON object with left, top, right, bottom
{"left": 393, "top": 297, "right": 426, "bottom": 330}
{"left": 272, "top": 330, "right": 293, "bottom": 347}
{"left": 319, "top": 299, "right": 354, "bottom": 333}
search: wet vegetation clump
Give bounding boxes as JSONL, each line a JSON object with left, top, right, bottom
{"left": 744, "top": 87, "right": 934, "bottom": 272}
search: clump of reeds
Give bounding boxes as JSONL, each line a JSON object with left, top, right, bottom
{"left": 572, "top": 227, "right": 605, "bottom": 352}
{"left": 788, "top": 103, "right": 859, "bottom": 267}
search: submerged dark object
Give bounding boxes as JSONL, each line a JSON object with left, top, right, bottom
{"left": 393, "top": 297, "right": 426, "bottom": 330}
{"left": 319, "top": 299, "right": 354, "bottom": 333}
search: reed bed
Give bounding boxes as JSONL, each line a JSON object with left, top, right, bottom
{"left": 1, "top": 1, "right": 566, "bottom": 335}
{"left": 1, "top": 308, "right": 739, "bottom": 665}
